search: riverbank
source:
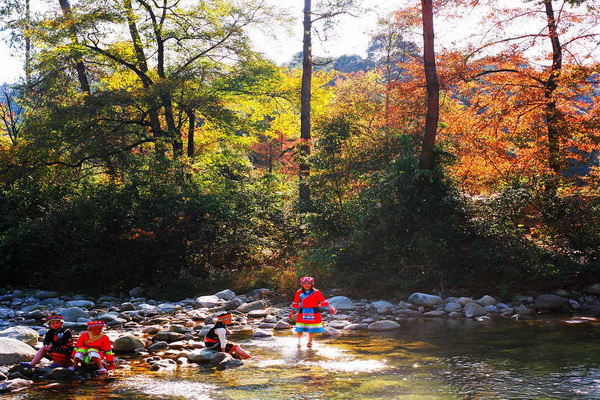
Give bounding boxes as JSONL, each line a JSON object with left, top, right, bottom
{"left": 1, "top": 285, "right": 599, "bottom": 395}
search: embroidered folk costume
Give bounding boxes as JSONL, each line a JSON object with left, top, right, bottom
{"left": 42, "top": 315, "right": 75, "bottom": 366}
{"left": 290, "top": 281, "right": 331, "bottom": 333}
{"left": 71, "top": 320, "right": 114, "bottom": 373}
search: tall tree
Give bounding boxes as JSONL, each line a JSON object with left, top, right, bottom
{"left": 418, "top": 0, "right": 440, "bottom": 170}
{"left": 298, "top": 0, "right": 359, "bottom": 211}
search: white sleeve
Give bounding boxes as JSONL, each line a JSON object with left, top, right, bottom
{"left": 216, "top": 327, "right": 227, "bottom": 349}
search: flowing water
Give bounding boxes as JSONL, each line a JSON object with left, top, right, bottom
{"left": 7, "top": 317, "right": 600, "bottom": 400}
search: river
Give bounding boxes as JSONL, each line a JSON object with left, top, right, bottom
{"left": 7, "top": 316, "right": 600, "bottom": 399}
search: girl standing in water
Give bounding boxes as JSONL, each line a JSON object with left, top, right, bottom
{"left": 288, "top": 277, "right": 337, "bottom": 348}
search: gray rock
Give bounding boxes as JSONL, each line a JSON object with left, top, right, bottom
{"left": 169, "top": 325, "right": 192, "bottom": 334}
{"left": 44, "top": 367, "right": 75, "bottom": 381}
{"left": 444, "top": 302, "right": 462, "bottom": 313}
{"left": 476, "top": 295, "right": 497, "bottom": 307}
{"left": 34, "top": 291, "right": 62, "bottom": 300}
{"left": 216, "top": 354, "right": 243, "bottom": 370}
{"left": 149, "top": 359, "right": 177, "bottom": 371}
{"left": 0, "top": 327, "right": 39, "bottom": 347}
{"left": 322, "top": 327, "right": 342, "bottom": 337}
{"left": 252, "top": 329, "right": 273, "bottom": 337}
{"left": 188, "top": 348, "right": 222, "bottom": 363}
{"left": 535, "top": 294, "right": 568, "bottom": 311}
{"left": 152, "top": 331, "right": 186, "bottom": 343}
{"left": 464, "top": 303, "right": 486, "bottom": 318}
{"left": 423, "top": 310, "right": 446, "bottom": 317}
{"left": 584, "top": 283, "right": 600, "bottom": 295}
{"left": 273, "top": 320, "right": 292, "bottom": 330}
{"left": 224, "top": 298, "right": 245, "bottom": 310}
{"left": 327, "top": 296, "right": 356, "bottom": 310}
{"left": 129, "top": 287, "right": 144, "bottom": 297}
{"left": 214, "top": 290, "right": 236, "bottom": 300}
{"left": 407, "top": 293, "right": 443, "bottom": 307}
{"left": 195, "top": 295, "right": 223, "bottom": 308}
{"left": 0, "top": 378, "right": 33, "bottom": 394}
{"left": 248, "top": 310, "right": 268, "bottom": 318}
{"left": 367, "top": 320, "right": 401, "bottom": 331}
{"left": 371, "top": 301, "right": 395, "bottom": 313}
{"left": 60, "top": 307, "right": 90, "bottom": 322}
{"left": 113, "top": 334, "right": 145, "bottom": 352}
{"left": 328, "top": 320, "right": 352, "bottom": 329}
{"left": 0, "top": 308, "right": 15, "bottom": 319}
{"left": 65, "top": 300, "right": 95, "bottom": 308}
{"left": 237, "top": 300, "right": 267, "bottom": 313}
{"left": 0, "top": 338, "right": 36, "bottom": 365}
{"left": 147, "top": 341, "right": 169, "bottom": 352}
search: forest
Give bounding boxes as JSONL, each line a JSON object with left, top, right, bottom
{"left": 0, "top": 0, "right": 598, "bottom": 299}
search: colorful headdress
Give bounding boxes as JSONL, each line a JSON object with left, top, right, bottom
{"left": 300, "top": 276, "right": 315, "bottom": 284}
{"left": 216, "top": 312, "right": 232, "bottom": 322}
{"left": 46, "top": 314, "right": 64, "bottom": 322}
{"left": 87, "top": 320, "right": 105, "bottom": 328}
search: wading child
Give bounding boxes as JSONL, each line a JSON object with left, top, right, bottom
{"left": 22, "top": 314, "right": 74, "bottom": 368}
{"left": 204, "top": 312, "right": 252, "bottom": 359}
{"left": 69, "top": 320, "right": 115, "bottom": 374}
{"left": 288, "top": 276, "right": 337, "bottom": 348}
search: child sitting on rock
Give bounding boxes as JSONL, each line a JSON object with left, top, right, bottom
{"left": 69, "top": 320, "right": 115, "bottom": 374}
{"left": 204, "top": 312, "right": 251, "bottom": 359}
{"left": 22, "top": 314, "right": 74, "bottom": 368}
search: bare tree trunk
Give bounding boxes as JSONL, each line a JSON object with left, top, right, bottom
{"left": 124, "top": 0, "right": 166, "bottom": 157}
{"left": 299, "top": 0, "right": 312, "bottom": 211}
{"left": 543, "top": 0, "right": 562, "bottom": 185}
{"left": 418, "top": 0, "right": 440, "bottom": 171}
{"left": 57, "top": 0, "right": 91, "bottom": 94}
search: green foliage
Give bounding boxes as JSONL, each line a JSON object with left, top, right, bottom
{"left": 0, "top": 155, "right": 300, "bottom": 296}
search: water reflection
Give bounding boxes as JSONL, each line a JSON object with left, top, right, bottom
{"left": 8, "top": 317, "right": 600, "bottom": 400}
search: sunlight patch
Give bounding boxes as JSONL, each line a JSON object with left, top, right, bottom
{"left": 125, "top": 377, "right": 217, "bottom": 400}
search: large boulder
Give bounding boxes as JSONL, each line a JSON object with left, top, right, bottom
{"left": 214, "top": 290, "right": 236, "bottom": 300}
{"left": 0, "top": 327, "right": 39, "bottom": 347}
{"left": 237, "top": 300, "right": 268, "bottom": 313}
{"left": 152, "top": 331, "right": 186, "bottom": 343}
{"left": 464, "top": 303, "right": 486, "bottom": 318}
{"left": 60, "top": 307, "right": 90, "bottom": 322}
{"left": 113, "top": 334, "right": 145, "bottom": 352}
{"left": 583, "top": 284, "right": 600, "bottom": 295}
{"left": 408, "top": 293, "right": 443, "bottom": 307}
{"left": 327, "top": 296, "right": 357, "bottom": 310}
{"left": 535, "top": 294, "right": 569, "bottom": 311}
{"left": 195, "top": 295, "right": 222, "bottom": 308}
{"left": 0, "top": 338, "right": 36, "bottom": 365}
{"left": 371, "top": 301, "right": 395, "bottom": 313}
{"left": 367, "top": 320, "right": 401, "bottom": 331}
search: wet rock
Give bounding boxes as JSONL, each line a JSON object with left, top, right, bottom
{"left": 0, "top": 338, "right": 36, "bottom": 365}
{"left": 248, "top": 310, "right": 268, "bottom": 318}
{"left": 149, "top": 358, "right": 177, "bottom": 371}
{"left": 0, "top": 327, "right": 39, "bottom": 347}
{"left": 188, "top": 348, "right": 222, "bottom": 363}
{"left": 147, "top": 341, "right": 169, "bottom": 352}
{"left": 367, "top": 320, "right": 401, "bottom": 331}
{"left": 44, "top": 367, "right": 75, "bottom": 381}
{"left": 273, "top": 321, "right": 291, "bottom": 330}
{"left": 328, "top": 320, "right": 352, "bottom": 329}
{"left": 423, "top": 310, "right": 446, "bottom": 317}
{"left": 216, "top": 354, "right": 243, "bottom": 370}
{"left": 322, "top": 327, "right": 342, "bottom": 337}
{"left": 0, "top": 378, "right": 33, "bottom": 394}
{"left": 444, "top": 302, "right": 462, "bottom": 313}
{"left": 252, "top": 329, "right": 273, "bottom": 338}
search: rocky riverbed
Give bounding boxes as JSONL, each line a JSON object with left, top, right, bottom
{"left": 1, "top": 285, "right": 599, "bottom": 395}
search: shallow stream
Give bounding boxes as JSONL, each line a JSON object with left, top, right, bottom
{"left": 8, "top": 317, "right": 600, "bottom": 399}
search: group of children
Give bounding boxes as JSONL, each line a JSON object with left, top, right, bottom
{"left": 22, "top": 276, "right": 334, "bottom": 371}
{"left": 22, "top": 315, "right": 115, "bottom": 374}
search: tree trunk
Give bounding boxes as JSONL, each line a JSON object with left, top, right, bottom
{"left": 57, "top": 0, "right": 91, "bottom": 95}
{"left": 543, "top": 0, "right": 562, "bottom": 183}
{"left": 418, "top": 0, "right": 440, "bottom": 171}
{"left": 299, "top": 0, "right": 312, "bottom": 211}
{"left": 124, "top": 0, "right": 166, "bottom": 157}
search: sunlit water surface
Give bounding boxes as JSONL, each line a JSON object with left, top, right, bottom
{"left": 7, "top": 317, "right": 600, "bottom": 399}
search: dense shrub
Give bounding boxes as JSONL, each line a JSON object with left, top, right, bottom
{"left": 0, "top": 158, "right": 300, "bottom": 296}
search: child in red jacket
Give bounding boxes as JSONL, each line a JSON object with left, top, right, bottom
{"left": 69, "top": 320, "right": 114, "bottom": 374}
